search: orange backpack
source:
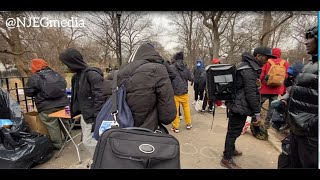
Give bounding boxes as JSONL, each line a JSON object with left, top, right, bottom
{"left": 266, "top": 59, "right": 286, "bottom": 87}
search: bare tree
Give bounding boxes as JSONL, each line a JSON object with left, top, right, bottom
{"left": 259, "top": 11, "right": 293, "bottom": 47}
{"left": 199, "top": 11, "right": 234, "bottom": 59}
{"left": 0, "top": 11, "right": 33, "bottom": 76}
{"left": 169, "top": 11, "right": 204, "bottom": 67}
{"left": 122, "top": 12, "right": 159, "bottom": 60}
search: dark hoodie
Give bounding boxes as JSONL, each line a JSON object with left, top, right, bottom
{"left": 170, "top": 52, "right": 194, "bottom": 95}
{"left": 102, "top": 43, "right": 176, "bottom": 131}
{"left": 226, "top": 52, "right": 262, "bottom": 116}
{"left": 59, "top": 48, "right": 104, "bottom": 124}
{"left": 192, "top": 59, "right": 205, "bottom": 84}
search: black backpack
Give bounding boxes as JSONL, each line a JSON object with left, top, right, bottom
{"left": 38, "top": 69, "right": 67, "bottom": 99}
{"left": 205, "top": 63, "right": 251, "bottom": 128}
{"left": 205, "top": 64, "right": 237, "bottom": 102}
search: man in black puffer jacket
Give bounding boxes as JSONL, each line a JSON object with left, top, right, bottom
{"left": 102, "top": 43, "right": 176, "bottom": 132}
{"left": 280, "top": 26, "right": 318, "bottom": 168}
{"left": 59, "top": 48, "right": 104, "bottom": 156}
{"left": 221, "top": 47, "right": 275, "bottom": 169}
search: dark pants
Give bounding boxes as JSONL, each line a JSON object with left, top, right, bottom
{"left": 261, "top": 94, "right": 278, "bottom": 123}
{"left": 194, "top": 83, "right": 204, "bottom": 101}
{"left": 290, "top": 133, "right": 318, "bottom": 168}
{"left": 223, "top": 112, "right": 247, "bottom": 159}
{"left": 202, "top": 93, "right": 213, "bottom": 110}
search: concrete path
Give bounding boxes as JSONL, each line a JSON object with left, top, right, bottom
{"left": 33, "top": 85, "right": 283, "bottom": 169}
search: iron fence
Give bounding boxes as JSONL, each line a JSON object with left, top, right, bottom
{"left": 0, "top": 76, "right": 35, "bottom": 113}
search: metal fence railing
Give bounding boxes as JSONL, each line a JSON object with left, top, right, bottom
{"left": 0, "top": 77, "right": 35, "bottom": 113}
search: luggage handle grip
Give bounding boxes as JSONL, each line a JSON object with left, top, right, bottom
{"left": 123, "top": 127, "right": 154, "bottom": 133}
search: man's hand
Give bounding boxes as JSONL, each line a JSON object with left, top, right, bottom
{"left": 252, "top": 114, "right": 263, "bottom": 126}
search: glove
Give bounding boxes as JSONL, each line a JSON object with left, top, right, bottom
{"left": 190, "top": 82, "right": 193, "bottom": 86}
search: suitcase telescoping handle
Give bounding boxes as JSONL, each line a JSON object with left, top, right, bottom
{"left": 123, "top": 127, "right": 154, "bottom": 133}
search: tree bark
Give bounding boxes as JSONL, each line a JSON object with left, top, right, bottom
{"left": 260, "top": 11, "right": 273, "bottom": 47}
{"left": 260, "top": 11, "right": 293, "bottom": 47}
{"left": 0, "top": 12, "right": 30, "bottom": 76}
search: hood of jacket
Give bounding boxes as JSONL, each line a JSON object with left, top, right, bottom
{"left": 128, "top": 43, "right": 163, "bottom": 63}
{"left": 83, "top": 66, "right": 104, "bottom": 77}
{"left": 196, "top": 59, "right": 205, "bottom": 69}
{"left": 242, "top": 52, "right": 262, "bottom": 70}
{"left": 174, "top": 59, "right": 187, "bottom": 71}
{"left": 272, "top": 48, "right": 282, "bottom": 58}
{"left": 59, "top": 48, "right": 88, "bottom": 73}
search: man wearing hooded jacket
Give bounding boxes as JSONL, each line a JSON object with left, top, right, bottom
{"left": 170, "top": 51, "right": 194, "bottom": 133}
{"left": 59, "top": 48, "right": 104, "bottom": 156}
{"left": 259, "top": 48, "right": 289, "bottom": 128}
{"left": 222, "top": 47, "right": 274, "bottom": 169}
{"left": 102, "top": 43, "right": 176, "bottom": 132}
{"left": 192, "top": 59, "right": 205, "bottom": 104}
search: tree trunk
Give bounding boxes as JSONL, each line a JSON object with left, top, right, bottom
{"left": 10, "top": 16, "right": 29, "bottom": 77}
{"left": 260, "top": 11, "right": 273, "bottom": 47}
{"left": 212, "top": 28, "right": 220, "bottom": 58}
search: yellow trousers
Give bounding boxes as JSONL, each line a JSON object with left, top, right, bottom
{"left": 172, "top": 94, "right": 192, "bottom": 129}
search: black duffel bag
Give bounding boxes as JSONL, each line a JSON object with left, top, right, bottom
{"left": 0, "top": 128, "right": 53, "bottom": 169}
{"left": 91, "top": 127, "right": 180, "bottom": 169}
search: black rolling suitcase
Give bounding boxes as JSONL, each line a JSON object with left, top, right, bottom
{"left": 91, "top": 127, "right": 180, "bottom": 169}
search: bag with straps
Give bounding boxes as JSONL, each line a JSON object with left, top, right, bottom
{"left": 93, "top": 71, "right": 133, "bottom": 140}
{"left": 265, "top": 59, "right": 286, "bottom": 87}
{"left": 94, "top": 62, "right": 150, "bottom": 140}
{"left": 91, "top": 62, "right": 180, "bottom": 169}
{"left": 39, "top": 69, "right": 67, "bottom": 99}
{"left": 91, "top": 127, "right": 180, "bottom": 169}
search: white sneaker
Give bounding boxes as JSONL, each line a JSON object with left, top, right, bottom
{"left": 192, "top": 101, "right": 196, "bottom": 105}
{"left": 220, "top": 104, "right": 227, "bottom": 109}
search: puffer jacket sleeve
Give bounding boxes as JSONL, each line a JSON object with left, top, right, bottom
{"left": 87, "top": 71, "right": 105, "bottom": 119}
{"left": 241, "top": 69, "right": 261, "bottom": 114}
{"left": 187, "top": 68, "right": 194, "bottom": 83}
{"left": 198, "top": 71, "right": 207, "bottom": 92}
{"left": 163, "top": 61, "right": 176, "bottom": 81}
{"left": 155, "top": 65, "right": 176, "bottom": 125}
{"left": 102, "top": 71, "right": 115, "bottom": 102}
{"left": 24, "top": 74, "right": 39, "bottom": 97}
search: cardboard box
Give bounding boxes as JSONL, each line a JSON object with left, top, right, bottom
{"left": 24, "top": 112, "right": 49, "bottom": 136}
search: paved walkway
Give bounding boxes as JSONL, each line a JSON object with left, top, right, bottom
{"left": 34, "top": 85, "right": 283, "bottom": 169}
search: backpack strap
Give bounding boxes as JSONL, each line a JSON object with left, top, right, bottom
{"left": 111, "top": 61, "right": 149, "bottom": 122}
{"left": 237, "top": 64, "right": 251, "bottom": 71}
{"left": 268, "top": 59, "right": 275, "bottom": 65}
{"left": 279, "top": 60, "right": 286, "bottom": 66}
{"left": 111, "top": 71, "right": 118, "bottom": 118}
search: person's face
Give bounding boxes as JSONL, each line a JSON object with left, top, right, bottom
{"left": 305, "top": 36, "right": 317, "bottom": 55}
{"left": 255, "top": 54, "right": 269, "bottom": 66}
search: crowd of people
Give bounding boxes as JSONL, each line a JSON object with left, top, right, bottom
{"left": 23, "top": 26, "right": 318, "bottom": 169}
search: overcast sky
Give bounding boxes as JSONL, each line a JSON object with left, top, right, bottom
{"left": 149, "top": 12, "right": 179, "bottom": 53}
